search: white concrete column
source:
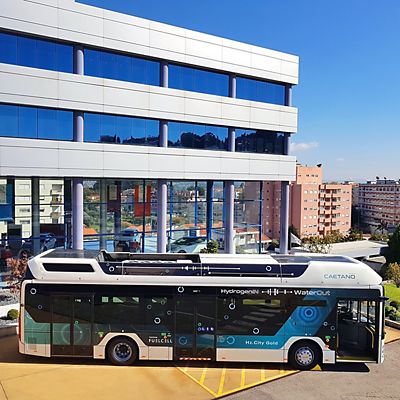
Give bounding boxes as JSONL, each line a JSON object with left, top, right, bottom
{"left": 224, "top": 74, "right": 237, "bottom": 253}
{"left": 31, "top": 178, "right": 40, "bottom": 255}
{"left": 72, "top": 179, "right": 84, "bottom": 250}
{"left": 157, "top": 62, "right": 169, "bottom": 253}
{"left": 100, "top": 179, "right": 107, "bottom": 250}
{"left": 72, "top": 44, "right": 84, "bottom": 250}
{"left": 157, "top": 180, "right": 167, "bottom": 253}
{"left": 279, "top": 85, "right": 293, "bottom": 254}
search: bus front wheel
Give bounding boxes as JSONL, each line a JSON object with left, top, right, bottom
{"left": 288, "top": 341, "right": 321, "bottom": 370}
{"left": 107, "top": 337, "right": 138, "bottom": 366}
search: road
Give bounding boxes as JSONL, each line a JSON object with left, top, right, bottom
{"left": 0, "top": 331, "right": 399, "bottom": 400}
{"left": 226, "top": 340, "right": 400, "bottom": 400}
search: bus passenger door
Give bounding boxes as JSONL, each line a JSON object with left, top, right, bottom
{"left": 175, "top": 297, "right": 216, "bottom": 361}
{"left": 51, "top": 295, "right": 94, "bottom": 357}
{"left": 336, "top": 299, "right": 378, "bottom": 362}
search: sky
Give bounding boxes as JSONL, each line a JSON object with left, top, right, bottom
{"left": 78, "top": 0, "right": 400, "bottom": 182}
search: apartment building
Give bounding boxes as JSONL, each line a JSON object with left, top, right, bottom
{"left": 357, "top": 179, "right": 400, "bottom": 232}
{"left": 291, "top": 165, "right": 352, "bottom": 238}
{"left": 244, "top": 165, "right": 352, "bottom": 240}
{"left": 0, "top": 0, "right": 298, "bottom": 255}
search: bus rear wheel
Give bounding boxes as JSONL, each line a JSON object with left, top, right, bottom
{"left": 107, "top": 337, "right": 138, "bottom": 366}
{"left": 289, "top": 341, "right": 320, "bottom": 370}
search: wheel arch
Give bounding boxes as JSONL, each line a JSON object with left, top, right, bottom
{"left": 94, "top": 332, "right": 148, "bottom": 360}
{"left": 284, "top": 337, "right": 325, "bottom": 362}
{"left": 287, "top": 338, "right": 323, "bottom": 369}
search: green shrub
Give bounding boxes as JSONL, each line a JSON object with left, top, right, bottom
{"left": 389, "top": 310, "right": 400, "bottom": 322}
{"left": 6, "top": 309, "right": 19, "bottom": 320}
{"left": 389, "top": 300, "right": 400, "bottom": 310}
{"left": 385, "top": 305, "right": 396, "bottom": 317}
{"left": 200, "top": 240, "right": 219, "bottom": 254}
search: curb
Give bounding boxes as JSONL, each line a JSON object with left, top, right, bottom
{"left": 385, "top": 319, "right": 400, "bottom": 330}
{"left": 0, "top": 324, "right": 17, "bottom": 339}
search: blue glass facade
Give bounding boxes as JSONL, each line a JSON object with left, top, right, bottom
{"left": 169, "top": 64, "right": 229, "bottom": 97}
{"left": 236, "top": 129, "right": 285, "bottom": 154}
{"left": 0, "top": 31, "right": 288, "bottom": 107}
{"left": 84, "top": 112, "right": 159, "bottom": 146}
{"left": 169, "top": 122, "right": 228, "bottom": 151}
{"left": 0, "top": 104, "right": 73, "bottom": 140}
{"left": 0, "top": 31, "right": 73, "bottom": 73}
{"left": 236, "top": 76, "right": 286, "bottom": 105}
{"left": 85, "top": 48, "right": 160, "bottom": 86}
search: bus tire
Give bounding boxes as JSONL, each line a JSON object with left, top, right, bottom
{"left": 106, "top": 337, "right": 138, "bottom": 366}
{"left": 288, "top": 341, "right": 321, "bottom": 370}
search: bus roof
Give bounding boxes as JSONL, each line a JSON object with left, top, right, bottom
{"left": 27, "top": 248, "right": 382, "bottom": 288}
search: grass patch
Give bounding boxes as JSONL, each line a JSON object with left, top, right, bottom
{"left": 384, "top": 283, "right": 400, "bottom": 302}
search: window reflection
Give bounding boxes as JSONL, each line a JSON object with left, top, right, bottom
{"left": 236, "top": 129, "right": 284, "bottom": 154}
{"left": 0, "top": 31, "right": 73, "bottom": 73}
{"left": 169, "top": 122, "right": 228, "bottom": 151}
{"left": 237, "top": 77, "right": 285, "bottom": 105}
{"left": 85, "top": 48, "right": 160, "bottom": 86}
{"left": 0, "top": 104, "right": 73, "bottom": 140}
{"left": 169, "top": 64, "right": 229, "bottom": 97}
{"left": 84, "top": 112, "right": 159, "bottom": 146}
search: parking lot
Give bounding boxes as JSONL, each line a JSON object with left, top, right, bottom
{"left": 0, "top": 329, "right": 399, "bottom": 400}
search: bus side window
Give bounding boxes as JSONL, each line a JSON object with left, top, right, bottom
{"left": 217, "top": 296, "right": 285, "bottom": 336}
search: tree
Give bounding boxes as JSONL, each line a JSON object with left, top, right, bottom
{"left": 345, "top": 228, "right": 363, "bottom": 242}
{"left": 200, "top": 240, "right": 219, "bottom": 253}
{"left": 303, "top": 236, "right": 331, "bottom": 254}
{"left": 6, "top": 254, "right": 28, "bottom": 293}
{"left": 385, "top": 262, "right": 400, "bottom": 287}
{"left": 289, "top": 225, "right": 299, "bottom": 238}
{"left": 385, "top": 226, "right": 400, "bottom": 265}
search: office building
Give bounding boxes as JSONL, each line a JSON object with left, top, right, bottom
{"left": 0, "top": 0, "right": 298, "bottom": 255}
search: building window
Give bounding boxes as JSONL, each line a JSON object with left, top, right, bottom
{"left": 169, "top": 64, "right": 229, "bottom": 97}
{"left": 0, "top": 31, "right": 73, "bottom": 73}
{"left": 236, "top": 76, "right": 286, "bottom": 105}
{"left": 0, "top": 103, "right": 73, "bottom": 141}
{"left": 85, "top": 48, "right": 160, "bottom": 86}
{"left": 84, "top": 112, "right": 159, "bottom": 146}
{"left": 168, "top": 122, "right": 228, "bottom": 151}
{"left": 235, "top": 130, "right": 284, "bottom": 154}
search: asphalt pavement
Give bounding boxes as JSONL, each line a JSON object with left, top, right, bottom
{"left": 225, "top": 340, "right": 400, "bottom": 400}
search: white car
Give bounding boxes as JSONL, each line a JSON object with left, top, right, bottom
{"left": 168, "top": 236, "right": 207, "bottom": 253}
{"left": 114, "top": 229, "right": 142, "bottom": 252}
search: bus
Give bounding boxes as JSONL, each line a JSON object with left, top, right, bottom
{"left": 19, "top": 249, "right": 386, "bottom": 370}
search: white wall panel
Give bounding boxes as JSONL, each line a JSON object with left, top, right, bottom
{"left": 149, "top": 29, "right": 185, "bottom": 55}
{"left": 58, "top": 8, "right": 103, "bottom": 38}
{"left": 0, "top": 138, "right": 296, "bottom": 181}
{"left": 0, "top": 65, "right": 298, "bottom": 132}
{"left": 0, "top": 0, "right": 299, "bottom": 84}
{"left": 104, "top": 19, "right": 150, "bottom": 50}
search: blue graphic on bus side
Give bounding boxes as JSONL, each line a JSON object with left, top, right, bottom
{"left": 217, "top": 288, "right": 338, "bottom": 349}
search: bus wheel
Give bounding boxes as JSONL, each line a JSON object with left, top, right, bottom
{"left": 289, "top": 341, "right": 320, "bottom": 370}
{"left": 107, "top": 337, "right": 138, "bottom": 366}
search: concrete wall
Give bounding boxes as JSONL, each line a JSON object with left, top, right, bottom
{"left": 0, "top": 0, "right": 299, "bottom": 84}
{"left": 0, "top": 137, "right": 296, "bottom": 181}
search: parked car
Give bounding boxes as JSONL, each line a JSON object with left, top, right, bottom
{"left": 20, "top": 233, "right": 57, "bottom": 255}
{"left": 168, "top": 236, "right": 207, "bottom": 253}
{"left": 114, "top": 228, "right": 142, "bottom": 252}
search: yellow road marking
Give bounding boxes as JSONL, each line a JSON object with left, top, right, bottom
{"left": 240, "top": 366, "right": 246, "bottom": 387}
{"left": 215, "top": 370, "right": 299, "bottom": 398}
{"left": 217, "top": 367, "right": 226, "bottom": 396}
{"left": 199, "top": 366, "right": 208, "bottom": 385}
{"left": 260, "top": 366, "right": 266, "bottom": 381}
{"left": 176, "top": 365, "right": 218, "bottom": 397}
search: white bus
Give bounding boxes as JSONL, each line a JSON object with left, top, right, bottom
{"left": 19, "top": 249, "right": 386, "bottom": 370}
